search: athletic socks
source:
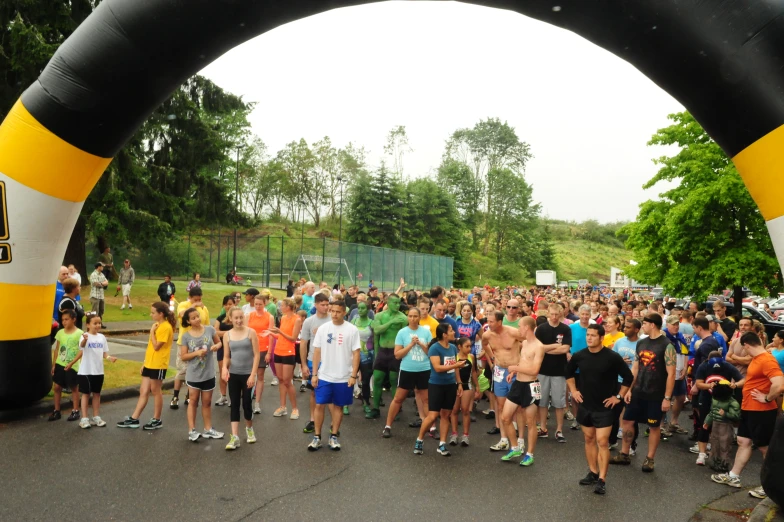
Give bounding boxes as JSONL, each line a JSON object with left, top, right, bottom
{"left": 173, "top": 389, "right": 180, "bottom": 399}
{"left": 518, "top": 438, "right": 525, "bottom": 448}
{"left": 729, "top": 472, "right": 740, "bottom": 479}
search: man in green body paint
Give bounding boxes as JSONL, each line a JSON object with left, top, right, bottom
{"left": 366, "top": 294, "right": 408, "bottom": 419}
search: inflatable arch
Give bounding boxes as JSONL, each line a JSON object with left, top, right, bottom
{"left": 1, "top": 0, "right": 783, "bottom": 414}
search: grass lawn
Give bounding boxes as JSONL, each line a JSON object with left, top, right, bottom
{"left": 80, "top": 280, "right": 286, "bottom": 323}
{"left": 46, "top": 359, "right": 175, "bottom": 398}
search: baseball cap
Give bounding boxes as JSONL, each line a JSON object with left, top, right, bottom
{"left": 243, "top": 288, "right": 259, "bottom": 296}
{"left": 665, "top": 315, "right": 679, "bottom": 325}
{"left": 705, "top": 314, "right": 719, "bottom": 322}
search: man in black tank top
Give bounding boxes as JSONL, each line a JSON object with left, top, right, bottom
{"left": 611, "top": 313, "right": 676, "bottom": 473}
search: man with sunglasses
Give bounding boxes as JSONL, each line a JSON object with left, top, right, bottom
{"left": 504, "top": 299, "right": 522, "bottom": 328}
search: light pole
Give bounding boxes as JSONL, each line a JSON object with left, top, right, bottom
{"left": 232, "top": 144, "right": 244, "bottom": 272}
{"left": 337, "top": 175, "right": 345, "bottom": 287}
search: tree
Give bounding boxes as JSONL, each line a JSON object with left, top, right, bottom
{"left": 276, "top": 139, "right": 324, "bottom": 226}
{"left": 345, "top": 163, "right": 403, "bottom": 248}
{"left": 437, "top": 158, "right": 484, "bottom": 247}
{"left": 312, "top": 137, "right": 341, "bottom": 220}
{"left": 485, "top": 167, "right": 539, "bottom": 264}
{"left": 620, "top": 112, "right": 781, "bottom": 301}
{"left": 383, "top": 125, "right": 412, "bottom": 181}
{"left": 443, "top": 118, "right": 533, "bottom": 254}
{"left": 241, "top": 137, "right": 276, "bottom": 220}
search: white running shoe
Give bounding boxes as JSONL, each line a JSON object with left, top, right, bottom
{"left": 329, "top": 435, "right": 341, "bottom": 451}
{"left": 202, "top": 428, "right": 224, "bottom": 439}
{"left": 225, "top": 435, "right": 240, "bottom": 450}
{"left": 696, "top": 453, "right": 706, "bottom": 466}
{"left": 490, "top": 439, "right": 509, "bottom": 451}
{"left": 79, "top": 418, "right": 91, "bottom": 429}
{"left": 460, "top": 434, "right": 470, "bottom": 446}
{"left": 253, "top": 402, "right": 261, "bottom": 414}
{"left": 92, "top": 416, "right": 106, "bottom": 427}
{"left": 246, "top": 427, "right": 256, "bottom": 443}
{"left": 271, "top": 377, "right": 279, "bottom": 386}
{"left": 188, "top": 429, "right": 200, "bottom": 442}
{"left": 215, "top": 396, "right": 228, "bottom": 406}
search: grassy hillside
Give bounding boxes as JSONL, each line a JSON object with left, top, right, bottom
{"left": 554, "top": 239, "right": 632, "bottom": 282}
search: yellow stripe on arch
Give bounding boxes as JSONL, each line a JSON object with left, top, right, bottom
{"left": 0, "top": 282, "right": 56, "bottom": 340}
{"left": 732, "top": 124, "right": 784, "bottom": 222}
{"left": 0, "top": 100, "right": 111, "bottom": 203}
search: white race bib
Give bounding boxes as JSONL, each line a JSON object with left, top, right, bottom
{"left": 530, "top": 381, "right": 542, "bottom": 400}
{"left": 444, "top": 356, "right": 456, "bottom": 374}
{"left": 493, "top": 365, "right": 504, "bottom": 383}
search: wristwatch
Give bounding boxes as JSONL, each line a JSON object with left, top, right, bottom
{"left": 765, "top": 396, "right": 772, "bottom": 403}
{"left": 615, "top": 394, "right": 622, "bottom": 400}
{"left": 351, "top": 375, "right": 358, "bottom": 379}
{"left": 664, "top": 396, "right": 672, "bottom": 401}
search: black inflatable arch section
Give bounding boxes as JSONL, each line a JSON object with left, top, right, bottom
{"left": 2, "top": 2, "right": 784, "bottom": 503}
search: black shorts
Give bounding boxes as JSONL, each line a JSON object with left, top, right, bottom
{"left": 507, "top": 380, "right": 541, "bottom": 408}
{"left": 428, "top": 383, "right": 457, "bottom": 411}
{"left": 274, "top": 354, "right": 296, "bottom": 365}
{"left": 52, "top": 364, "right": 79, "bottom": 389}
{"left": 397, "top": 370, "right": 429, "bottom": 391}
{"left": 216, "top": 346, "right": 224, "bottom": 362}
{"left": 258, "top": 352, "right": 268, "bottom": 369}
{"left": 623, "top": 397, "right": 664, "bottom": 427}
{"left": 483, "top": 364, "right": 494, "bottom": 393}
{"left": 576, "top": 405, "right": 615, "bottom": 429}
{"left": 187, "top": 377, "right": 216, "bottom": 392}
{"left": 373, "top": 348, "right": 400, "bottom": 374}
{"left": 78, "top": 374, "right": 105, "bottom": 395}
{"left": 738, "top": 409, "right": 778, "bottom": 448}
{"left": 141, "top": 367, "right": 167, "bottom": 380}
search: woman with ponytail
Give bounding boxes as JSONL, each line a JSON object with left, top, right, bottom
{"left": 117, "top": 301, "right": 175, "bottom": 430}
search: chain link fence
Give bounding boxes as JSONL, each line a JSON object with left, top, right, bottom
{"left": 87, "top": 232, "right": 453, "bottom": 291}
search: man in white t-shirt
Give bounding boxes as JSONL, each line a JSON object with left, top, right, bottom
{"left": 309, "top": 299, "right": 360, "bottom": 452}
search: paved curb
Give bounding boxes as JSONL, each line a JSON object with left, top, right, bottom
{"left": 108, "top": 337, "right": 148, "bottom": 347}
{"left": 0, "top": 378, "right": 175, "bottom": 423}
{"left": 105, "top": 329, "right": 149, "bottom": 336}
{"left": 748, "top": 498, "right": 783, "bottom": 522}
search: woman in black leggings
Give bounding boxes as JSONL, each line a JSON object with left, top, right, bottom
{"left": 221, "top": 307, "right": 260, "bottom": 450}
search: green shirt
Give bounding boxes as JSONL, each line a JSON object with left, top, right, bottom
{"left": 503, "top": 317, "right": 521, "bottom": 328}
{"left": 55, "top": 328, "right": 83, "bottom": 371}
{"left": 266, "top": 302, "right": 277, "bottom": 317}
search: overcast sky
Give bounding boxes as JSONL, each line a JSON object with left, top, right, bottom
{"left": 200, "top": 1, "right": 684, "bottom": 223}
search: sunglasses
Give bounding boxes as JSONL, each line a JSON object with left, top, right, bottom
{"left": 507, "top": 306, "right": 518, "bottom": 310}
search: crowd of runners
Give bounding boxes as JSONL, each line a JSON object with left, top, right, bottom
{"left": 48, "top": 278, "right": 784, "bottom": 496}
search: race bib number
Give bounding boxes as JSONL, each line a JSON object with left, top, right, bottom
{"left": 444, "top": 356, "right": 456, "bottom": 374}
{"left": 530, "top": 381, "right": 542, "bottom": 400}
{"left": 493, "top": 365, "right": 504, "bottom": 383}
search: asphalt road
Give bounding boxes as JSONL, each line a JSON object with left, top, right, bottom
{"left": 0, "top": 386, "right": 764, "bottom": 522}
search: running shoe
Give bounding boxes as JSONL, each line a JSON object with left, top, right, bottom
{"left": 290, "top": 409, "right": 300, "bottom": 420}
{"left": 711, "top": 473, "right": 741, "bottom": 488}
{"left": 202, "top": 428, "right": 225, "bottom": 439}
{"left": 609, "top": 453, "right": 631, "bottom": 465}
{"left": 609, "top": 442, "right": 618, "bottom": 450}
{"left": 520, "top": 454, "right": 534, "bottom": 467}
{"left": 365, "top": 408, "right": 380, "bottom": 419}
{"left": 303, "top": 421, "right": 315, "bottom": 433}
{"left": 487, "top": 426, "right": 501, "bottom": 435}
{"left": 188, "top": 429, "right": 200, "bottom": 442}
{"left": 565, "top": 410, "right": 575, "bottom": 421}
{"left": 660, "top": 428, "right": 672, "bottom": 439}
{"left": 353, "top": 388, "right": 362, "bottom": 399}
{"left": 271, "top": 377, "right": 279, "bottom": 386}
{"left": 570, "top": 421, "right": 579, "bottom": 430}
{"left": 363, "top": 405, "right": 372, "bottom": 415}
{"left": 253, "top": 402, "right": 261, "bottom": 414}
{"left": 215, "top": 396, "right": 228, "bottom": 406}
{"left": 689, "top": 444, "right": 701, "bottom": 454}
{"left": 579, "top": 471, "right": 599, "bottom": 485}
{"left": 470, "top": 414, "right": 476, "bottom": 423}
{"left": 555, "top": 431, "right": 566, "bottom": 443}
{"left": 226, "top": 435, "right": 240, "bottom": 450}
{"left": 48, "top": 410, "right": 62, "bottom": 422}
{"left": 300, "top": 383, "right": 307, "bottom": 393}
{"left": 642, "top": 457, "right": 655, "bottom": 472}
{"left": 413, "top": 439, "right": 424, "bottom": 455}
{"left": 449, "top": 434, "right": 458, "bottom": 446}
{"left": 749, "top": 486, "right": 767, "bottom": 499}
{"left": 329, "top": 435, "right": 341, "bottom": 451}
{"left": 490, "top": 439, "right": 509, "bottom": 451}
{"left": 460, "top": 435, "right": 470, "bottom": 447}
{"left": 273, "top": 407, "right": 287, "bottom": 417}
{"left": 428, "top": 427, "right": 439, "bottom": 439}
{"left": 630, "top": 447, "right": 637, "bottom": 456}
{"left": 143, "top": 418, "right": 162, "bottom": 430}
{"left": 484, "top": 410, "right": 495, "bottom": 419}
{"left": 382, "top": 427, "right": 392, "bottom": 438}
{"left": 501, "top": 448, "right": 522, "bottom": 462}
{"left": 246, "top": 427, "right": 256, "bottom": 443}
{"left": 67, "top": 410, "right": 80, "bottom": 422}
{"left": 117, "top": 416, "right": 140, "bottom": 428}
{"left": 696, "top": 453, "right": 706, "bottom": 466}
{"left": 294, "top": 369, "right": 302, "bottom": 379}
{"left": 594, "top": 479, "right": 606, "bottom": 495}
{"left": 79, "top": 418, "right": 91, "bottom": 429}
{"left": 184, "top": 398, "right": 190, "bottom": 406}
{"left": 409, "top": 418, "right": 422, "bottom": 428}
{"left": 537, "top": 428, "right": 549, "bottom": 439}
{"left": 437, "top": 443, "right": 451, "bottom": 457}
{"left": 307, "top": 436, "right": 322, "bottom": 451}
{"left": 671, "top": 424, "right": 688, "bottom": 434}
{"left": 342, "top": 406, "right": 350, "bottom": 415}
{"left": 616, "top": 428, "right": 623, "bottom": 440}
{"left": 92, "top": 416, "right": 106, "bottom": 427}
{"left": 170, "top": 397, "right": 179, "bottom": 410}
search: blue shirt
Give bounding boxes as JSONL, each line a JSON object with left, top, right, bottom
{"left": 613, "top": 336, "right": 638, "bottom": 383}
{"left": 436, "top": 316, "right": 458, "bottom": 336}
{"left": 54, "top": 281, "right": 65, "bottom": 322}
{"left": 395, "top": 326, "right": 433, "bottom": 372}
{"left": 455, "top": 319, "right": 482, "bottom": 343}
{"left": 772, "top": 348, "right": 784, "bottom": 372}
{"left": 569, "top": 322, "right": 588, "bottom": 354}
{"left": 301, "top": 294, "right": 314, "bottom": 316}
{"left": 429, "top": 342, "right": 458, "bottom": 385}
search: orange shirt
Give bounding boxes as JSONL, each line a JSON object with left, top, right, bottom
{"left": 742, "top": 352, "right": 784, "bottom": 411}
{"left": 275, "top": 313, "right": 297, "bottom": 356}
{"left": 247, "top": 310, "right": 271, "bottom": 352}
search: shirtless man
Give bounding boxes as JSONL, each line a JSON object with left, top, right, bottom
{"left": 499, "top": 317, "right": 545, "bottom": 466}
{"left": 482, "top": 310, "right": 524, "bottom": 452}
{"left": 367, "top": 294, "right": 408, "bottom": 419}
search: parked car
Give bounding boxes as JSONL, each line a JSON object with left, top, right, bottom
{"left": 702, "top": 302, "right": 784, "bottom": 340}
